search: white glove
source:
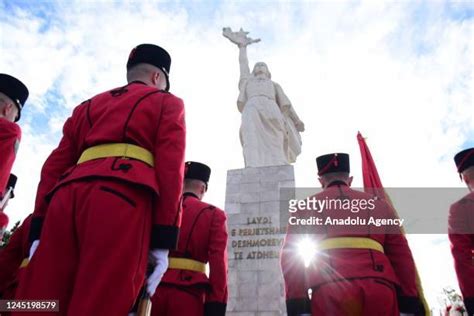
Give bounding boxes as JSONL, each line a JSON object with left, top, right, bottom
{"left": 146, "top": 249, "right": 169, "bottom": 296}
{"left": 29, "top": 240, "right": 40, "bottom": 260}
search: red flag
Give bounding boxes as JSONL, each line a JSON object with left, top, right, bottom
{"left": 357, "top": 131, "right": 429, "bottom": 316}
{"left": 357, "top": 132, "right": 389, "bottom": 200}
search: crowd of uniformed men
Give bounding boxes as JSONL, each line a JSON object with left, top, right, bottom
{"left": 0, "top": 44, "right": 472, "bottom": 316}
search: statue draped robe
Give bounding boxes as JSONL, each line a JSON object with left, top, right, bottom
{"left": 237, "top": 76, "right": 302, "bottom": 167}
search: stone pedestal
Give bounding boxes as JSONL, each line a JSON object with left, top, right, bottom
{"left": 225, "top": 165, "right": 294, "bottom": 316}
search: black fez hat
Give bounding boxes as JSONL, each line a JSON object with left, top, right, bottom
{"left": 185, "top": 161, "right": 211, "bottom": 184}
{"left": 127, "top": 44, "right": 171, "bottom": 91}
{"left": 0, "top": 74, "right": 29, "bottom": 122}
{"left": 454, "top": 147, "right": 474, "bottom": 173}
{"left": 316, "top": 153, "right": 350, "bottom": 176}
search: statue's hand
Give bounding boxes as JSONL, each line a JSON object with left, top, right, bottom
{"left": 223, "top": 27, "right": 260, "bottom": 47}
{"left": 243, "top": 37, "right": 261, "bottom": 47}
{"left": 295, "top": 120, "right": 305, "bottom": 132}
{"left": 280, "top": 104, "right": 290, "bottom": 114}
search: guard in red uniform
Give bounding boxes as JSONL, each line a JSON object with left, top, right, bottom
{"left": 281, "top": 153, "right": 425, "bottom": 316}
{"left": 151, "top": 161, "right": 228, "bottom": 316}
{"left": 449, "top": 148, "right": 474, "bottom": 315}
{"left": 0, "top": 74, "right": 28, "bottom": 208}
{"left": 0, "top": 214, "right": 32, "bottom": 301}
{"left": 15, "top": 44, "right": 186, "bottom": 315}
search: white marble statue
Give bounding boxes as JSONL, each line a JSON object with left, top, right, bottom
{"left": 223, "top": 27, "right": 305, "bottom": 168}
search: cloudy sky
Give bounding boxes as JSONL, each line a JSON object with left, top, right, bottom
{"left": 1, "top": 0, "right": 473, "bottom": 311}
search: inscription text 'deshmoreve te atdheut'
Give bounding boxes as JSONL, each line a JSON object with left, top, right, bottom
{"left": 231, "top": 216, "right": 286, "bottom": 260}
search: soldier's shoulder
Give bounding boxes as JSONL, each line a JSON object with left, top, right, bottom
{"left": 0, "top": 117, "right": 21, "bottom": 135}
{"left": 213, "top": 205, "right": 227, "bottom": 216}
{"left": 344, "top": 187, "right": 378, "bottom": 200}
{"left": 160, "top": 91, "right": 183, "bottom": 104}
{"left": 134, "top": 89, "right": 182, "bottom": 109}
{"left": 212, "top": 206, "right": 227, "bottom": 222}
{"left": 78, "top": 86, "right": 119, "bottom": 106}
{"left": 76, "top": 98, "right": 92, "bottom": 110}
{"left": 199, "top": 200, "right": 217, "bottom": 210}
{"left": 186, "top": 197, "right": 213, "bottom": 209}
{"left": 453, "top": 192, "right": 474, "bottom": 207}
{"left": 95, "top": 85, "right": 126, "bottom": 98}
{"left": 348, "top": 189, "right": 392, "bottom": 210}
{"left": 449, "top": 193, "right": 474, "bottom": 218}
{"left": 200, "top": 200, "right": 226, "bottom": 216}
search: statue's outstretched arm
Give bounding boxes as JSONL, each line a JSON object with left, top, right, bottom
{"left": 222, "top": 27, "right": 260, "bottom": 90}
{"left": 239, "top": 46, "right": 251, "bottom": 81}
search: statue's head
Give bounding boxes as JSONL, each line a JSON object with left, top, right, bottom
{"left": 252, "top": 62, "right": 271, "bottom": 79}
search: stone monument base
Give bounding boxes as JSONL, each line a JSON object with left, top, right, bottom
{"left": 225, "top": 165, "right": 295, "bottom": 316}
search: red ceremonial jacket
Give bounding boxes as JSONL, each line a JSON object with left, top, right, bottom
{"left": 0, "top": 214, "right": 31, "bottom": 300}
{"left": 448, "top": 191, "right": 474, "bottom": 313}
{"left": 281, "top": 182, "right": 423, "bottom": 314}
{"left": 159, "top": 192, "right": 228, "bottom": 314}
{"left": 0, "top": 118, "right": 20, "bottom": 199}
{"left": 30, "top": 81, "right": 186, "bottom": 249}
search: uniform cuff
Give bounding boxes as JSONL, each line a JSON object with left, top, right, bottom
{"left": 398, "top": 296, "right": 424, "bottom": 314}
{"left": 28, "top": 216, "right": 44, "bottom": 243}
{"left": 464, "top": 297, "right": 474, "bottom": 315}
{"left": 286, "top": 298, "right": 311, "bottom": 316}
{"left": 150, "top": 225, "right": 179, "bottom": 249}
{"left": 204, "top": 302, "right": 226, "bottom": 316}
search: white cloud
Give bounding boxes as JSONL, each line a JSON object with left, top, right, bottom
{"left": 407, "top": 235, "right": 460, "bottom": 310}
{"left": 8, "top": 123, "right": 57, "bottom": 227}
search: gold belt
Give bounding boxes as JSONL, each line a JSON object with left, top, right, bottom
{"left": 168, "top": 257, "right": 206, "bottom": 273}
{"left": 319, "top": 237, "right": 384, "bottom": 253}
{"left": 77, "top": 143, "right": 154, "bottom": 167}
